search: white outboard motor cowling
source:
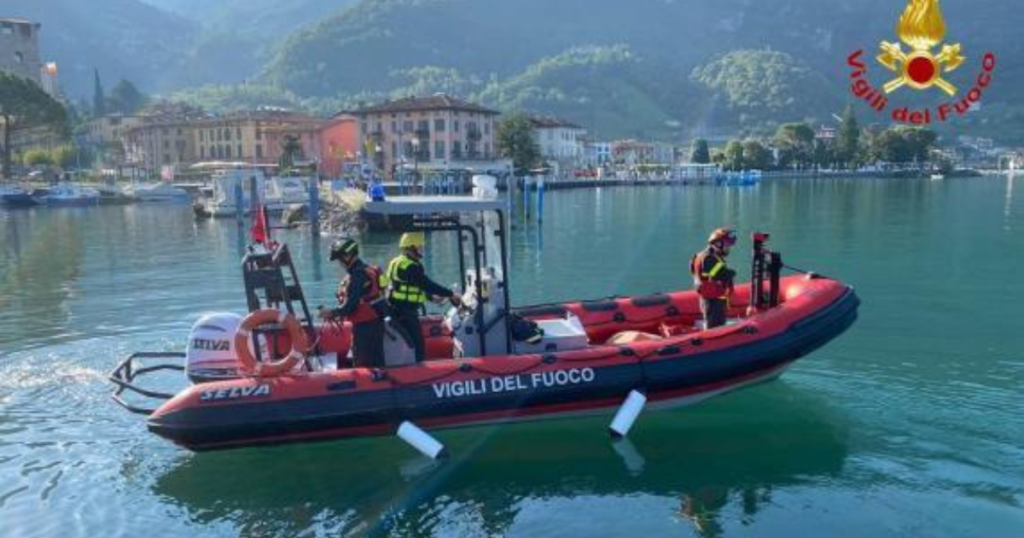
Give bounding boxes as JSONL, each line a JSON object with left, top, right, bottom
{"left": 185, "top": 313, "right": 244, "bottom": 383}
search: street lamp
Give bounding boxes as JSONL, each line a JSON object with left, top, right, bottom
{"left": 411, "top": 138, "right": 421, "bottom": 185}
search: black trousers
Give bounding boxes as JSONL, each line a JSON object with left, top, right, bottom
{"left": 700, "top": 298, "right": 728, "bottom": 329}
{"left": 350, "top": 319, "right": 385, "bottom": 369}
{"left": 392, "top": 306, "right": 425, "bottom": 362}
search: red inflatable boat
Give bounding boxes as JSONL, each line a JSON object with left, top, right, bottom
{"left": 111, "top": 195, "right": 858, "bottom": 452}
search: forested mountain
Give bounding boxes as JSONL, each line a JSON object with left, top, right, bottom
{"left": 140, "top": 0, "right": 360, "bottom": 36}
{"left": 11, "top": 0, "right": 1021, "bottom": 139}
{"left": 258, "top": 0, "right": 1021, "bottom": 138}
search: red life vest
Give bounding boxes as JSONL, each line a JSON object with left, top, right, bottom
{"left": 337, "top": 264, "right": 384, "bottom": 324}
{"left": 690, "top": 250, "right": 732, "bottom": 300}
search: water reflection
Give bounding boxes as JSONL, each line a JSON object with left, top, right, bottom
{"left": 0, "top": 210, "right": 84, "bottom": 348}
{"left": 1005, "top": 173, "right": 1016, "bottom": 231}
{"left": 150, "top": 386, "right": 847, "bottom": 537}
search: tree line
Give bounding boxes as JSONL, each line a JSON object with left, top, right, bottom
{"left": 690, "top": 106, "right": 944, "bottom": 172}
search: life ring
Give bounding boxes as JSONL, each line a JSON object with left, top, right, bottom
{"left": 234, "top": 309, "right": 309, "bottom": 376}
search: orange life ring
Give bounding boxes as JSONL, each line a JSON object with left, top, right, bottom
{"left": 234, "top": 309, "right": 309, "bottom": 377}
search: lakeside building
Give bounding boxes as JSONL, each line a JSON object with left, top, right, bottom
{"left": 349, "top": 94, "right": 500, "bottom": 176}
{"left": 0, "top": 18, "right": 41, "bottom": 84}
{"left": 124, "top": 103, "right": 205, "bottom": 173}
{"left": 583, "top": 140, "right": 613, "bottom": 167}
{"left": 88, "top": 114, "right": 144, "bottom": 147}
{"left": 124, "top": 107, "right": 329, "bottom": 175}
{"left": 192, "top": 109, "right": 324, "bottom": 167}
{"left": 87, "top": 114, "right": 144, "bottom": 168}
{"left": 815, "top": 126, "right": 837, "bottom": 143}
{"left": 318, "top": 113, "right": 359, "bottom": 178}
{"left": 39, "top": 61, "right": 58, "bottom": 97}
{"left": 529, "top": 116, "right": 586, "bottom": 174}
{"left": 1, "top": 18, "right": 65, "bottom": 165}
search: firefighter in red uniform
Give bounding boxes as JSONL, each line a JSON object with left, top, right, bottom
{"left": 690, "top": 228, "right": 738, "bottom": 329}
{"left": 319, "top": 238, "right": 387, "bottom": 368}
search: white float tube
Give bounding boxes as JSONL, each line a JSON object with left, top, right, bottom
{"left": 397, "top": 421, "right": 448, "bottom": 459}
{"left": 609, "top": 390, "right": 647, "bottom": 438}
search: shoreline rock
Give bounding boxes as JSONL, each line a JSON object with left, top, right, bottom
{"left": 318, "top": 188, "right": 368, "bottom": 237}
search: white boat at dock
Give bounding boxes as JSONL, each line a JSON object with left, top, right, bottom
{"left": 199, "top": 168, "right": 267, "bottom": 218}
{"left": 126, "top": 182, "right": 191, "bottom": 203}
{"left": 264, "top": 176, "right": 310, "bottom": 212}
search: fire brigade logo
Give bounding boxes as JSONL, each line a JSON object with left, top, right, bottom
{"left": 877, "top": 0, "right": 964, "bottom": 96}
{"left": 846, "top": 0, "right": 997, "bottom": 125}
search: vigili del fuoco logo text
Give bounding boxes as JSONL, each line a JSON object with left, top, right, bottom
{"left": 846, "top": 0, "right": 996, "bottom": 125}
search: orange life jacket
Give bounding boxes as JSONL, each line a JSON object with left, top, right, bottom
{"left": 337, "top": 264, "right": 384, "bottom": 324}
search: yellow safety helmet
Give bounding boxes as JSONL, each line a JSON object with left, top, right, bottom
{"left": 399, "top": 231, "right": 425, "bottom": 250}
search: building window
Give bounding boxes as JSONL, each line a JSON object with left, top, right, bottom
{"left": 361, "top": 122, "right": 368, "bottom": 134}
{"left": 417, "top": 120, "right": 429, "bottom": 134}
{"left": 391, "top": 141, "right": 397, "bottom": 157}
{"left": 435, "top": 140, "right": 446, "bottom": 160}
{"left": 256, "top": 128, "right": 262, "bottom": 141}
{"left": 225, "top": 146, "right": 232, "bottom": 158}
{"left": 452, "top": 141, "right": 462, "bottom": 158}
{"left": 236, "top": 127, "right": 242, "bottom": 139}
{"left": 225, "top": 129, "right": 231, "bottom": 141}
{"left": 454, "top": 120, "right": 460, "bottom": 133}
{"left": 391, "top": 121, "right": 397, "bottom": 134}
{"left": 200, "top": 147, "right": 205, "bottom": 158}
{"left": 402, "top": 121, "right": 414, "bottom": 133}
{"left": 163, "top": 154, "right": 171, "bottom": 164}
{"left": 484, "top": 122, "right": 490, "bottom": 135}
{"left": 163, "top": 140, "right": 170, "bottom": 150}
{"left": 256, "top": 145, "right": 263, "bottom": 159}
{"left": 199, "top": 131, "right": 204, "bottom": 142}
{"left": 237, "top": 145, "right": 243, "bottom": 158}
{"left": 434, "top": 119, "right": 446, "bottom": 132}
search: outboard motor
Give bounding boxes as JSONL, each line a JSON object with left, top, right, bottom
{"left": 185, "top": 313, "right": 244, "bottom": 383}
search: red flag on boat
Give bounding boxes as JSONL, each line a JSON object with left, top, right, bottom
{"left": 250, "top": 205, "right": 269, "bottom": 244}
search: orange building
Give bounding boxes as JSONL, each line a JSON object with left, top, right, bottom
{"left": 318, "top": 114, "right": 359, "bottom": 177}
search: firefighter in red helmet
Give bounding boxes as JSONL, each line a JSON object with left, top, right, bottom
{"left": 690, "top": 228, "right": 738, "bottom": 329}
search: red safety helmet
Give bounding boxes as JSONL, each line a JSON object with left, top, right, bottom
{"left": 708, "top": 227, "right": 737, "bottom": 247}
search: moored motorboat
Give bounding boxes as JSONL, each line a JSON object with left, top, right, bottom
{"left": 41, "top": 183, "right": 100, "bottom": 207}
{"left": 128, "top": 182, "right": 191, "bottom": 203}
{"left": 1, "top": 185, "right": 45, "bottom": 207}
{"left": 264, "top": 176, "right": 309, "bottom": 213}
{"left": 112, "top": 180, "right": 858, "bottom": 453}
{"left": 200, "top": 168, "right": 266, "bottom": 217}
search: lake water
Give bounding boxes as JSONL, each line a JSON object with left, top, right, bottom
{"left": 1, "top": 177, "right": 1022, "bottom": 537}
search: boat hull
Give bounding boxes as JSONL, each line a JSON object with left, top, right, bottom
{"left": 1, "top": 193, "right": 40, "bottom": 207}
{"left": 148, "top": 278, "right": 859, "bottom": 451}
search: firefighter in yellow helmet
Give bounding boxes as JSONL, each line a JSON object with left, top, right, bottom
{"left": 690, "top": 228, "right": 738, "bottom": 329}
{"left": 386, "top": 232, "right": 462, "bottom": 361}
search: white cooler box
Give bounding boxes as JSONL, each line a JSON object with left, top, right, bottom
{"left": 513, "top": 315, "right": 590, "bottom": 354}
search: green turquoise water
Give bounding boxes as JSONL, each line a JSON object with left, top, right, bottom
{"left": 1, "top": 177, "right": 1022, "bottom": 537}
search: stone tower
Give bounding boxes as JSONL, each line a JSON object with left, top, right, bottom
{"left": 0, "top": 18, "right": 42, "bottom": 83}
